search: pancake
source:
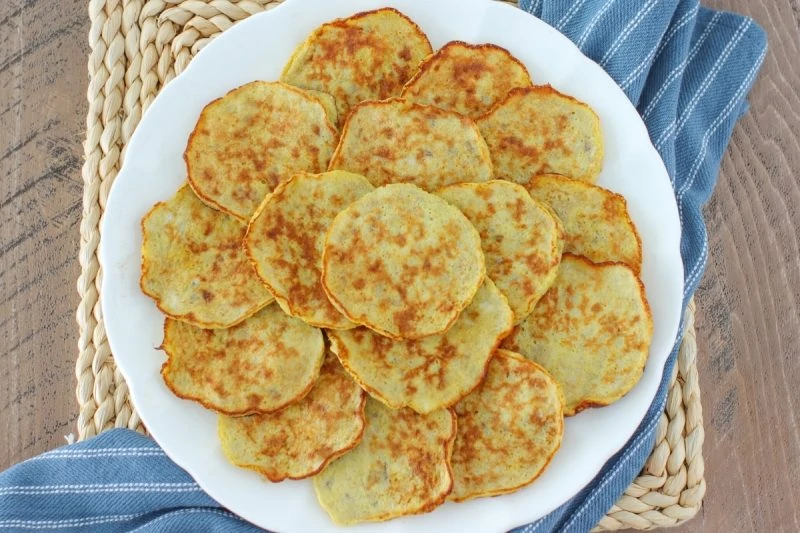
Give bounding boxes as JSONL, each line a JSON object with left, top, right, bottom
{"left": 160, "top": 303, "right": 324, "bottom": 415}
{"left": 526, "top": 173, "right": 642, "bottom": 273}
{"left": 245, "top": 171, "right": 374, "bottom": 329}
{"left": 321, "top": 183, "right": 485, "bottom": 340}
{"left": 328, "top": 98, "right": 493, "bottom": 191}
{"left": 401, "top": 40, "right": 533, "bottom": 118}
{"left": 477, "top": 85, "right": 604, "bottom": 184}
{"left": 328, "top": 278, "right": 513, "bottom": 414}
{"left": 449, "top": 350, "right": 564, "bottom": 502}
{"left": 140, "top": 184, "right": 273, "bottom": 329}
{"left": 437, "top": 180, "right": 564, "bottom": 323}
{"left": 281, "top": 8, "right": 432, "bottom": 124}
{"left": 184, "top": 81, "right": 337, "bottom": 221}
{"left": 313, "top": 398, "right": 456, "bottom": 525}
{"left": 302, "top": 88, "right": 339, "bottom": 126}
{"left": 218, "top": 352, "right": 365, "bottom": 481}
{"left": 501, "top": 254, "right": 653, "bottom": 415}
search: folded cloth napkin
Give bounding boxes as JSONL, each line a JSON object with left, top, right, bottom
{"left": 0, "top": 0, "right": 766, "bottom": 531}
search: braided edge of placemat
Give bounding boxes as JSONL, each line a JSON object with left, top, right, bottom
{"left": 75, "top": 1, "right": 706, "bottom": 529}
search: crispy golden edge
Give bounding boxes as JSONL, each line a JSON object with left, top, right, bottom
{"left": 526, "top": 173, "right": 643, "bottom": 275}
{"left": 325, "top": 287, "right": 514, "bottom": 413}
{"left": 449, "top": 349, "right": 565, "bottom": 502}
{"left": 319, "top": 184, "right": 487, "bottom": 340}
{"left": 217, "top": 388, "right": 368, "bottom": 482}
{"left": 327, "top": 97, "right": 493, "bottom": 186}
{"left": 139, "top": 185, "right": 272, "bottom": 329}
{"left": 315, "top": 406, "right": 457, "bottom": 524}
{"left": 477, "top": 85, "right": 604, "bottom": 182}
{"left": 183, "top": 81, "right": 338, "bottom": 221}
{"left": 557, "top": 253, "right": 654, "bottom": 416}
{"left": 158, "top": 317, "right": 325, "bottom": 416}
{"left": 400, "top": 40, "right": 533, "bottom": 101}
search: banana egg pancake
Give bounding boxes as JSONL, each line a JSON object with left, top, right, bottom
{"left": 218, "top": 352, "right": 365, "bottom": 481}
{"left": 401, "top": 40, "right": 533, "bottom": 118}
{"left": 160, "top": 303, "right": 324, "bottom": 415}
{"left": 502, "top": 254, "right": 653, "bottom": 415}
{"left": 140, "top": 184, "right": 273, "bottom": 329}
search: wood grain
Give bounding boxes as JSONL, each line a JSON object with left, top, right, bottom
{"left": 0, "top": 0, "right": 88, "bottom": 467}
{"left": 0, "top": 1, "right": 798, "bottom": 532}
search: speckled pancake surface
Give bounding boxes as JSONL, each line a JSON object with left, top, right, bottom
{"left": 246, "top": 171, "right": 374, "bottom": 329}
{"left": 313, "top": 398, "right": 456, "bottom": 525}
{"left": 502, "top": 254, "right": 653, "bottom": 415}
{"left": 184, "top": 81, "right": 337, "bottom": 221}
{"left": 401, "top": 40, "right": 532, "bottom": 118}
{"left": 328, "top": 98, "right": 493, "bottom": 191}
{"left": 281, "top": 8, "right": 432, "bottom": 123}
{"left": 218, "top": 352, "right": 365, "bottom": 482}
{"left": 477, "top": 85, "right": 603, "bottom": 184}
{"left": 328, "top": 279, "right": 513, "bottom": 414}
{"left": 449, "top": 350, "right": 564, "bottom": 502}
{"left": 160, "top": 304, "right": 324, "bottom": 415}
{"left": 322, "top": 183, "right": 485, "bottom": 340}
{"left": 526, "top": 173, "right": 642, "bottom": 273}
{"left": 437, "top": 180, "right": 564, "bottom": 323}
{"left": 140, "top": 185, "right": 273, "bottom": 329}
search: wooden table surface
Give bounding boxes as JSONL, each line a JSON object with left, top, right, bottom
{"left": 1, "top": 0, "right": 797, "bottom": 531}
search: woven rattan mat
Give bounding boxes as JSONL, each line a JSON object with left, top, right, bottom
{"left": 75, "top": 0, "right": 706, "bottom": 529}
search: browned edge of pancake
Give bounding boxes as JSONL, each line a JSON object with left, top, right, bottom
{"left": 325, "top": 304, "right": 515, "bottom": 412}
{"left": 526, "top": 173, "right": 643, "bottom": 275}
{"left": 139, "top": 192, "right": 267, "bottom": 330}
{"left": 184, "top": 81, "right": 338, "bottom": 222}
{"left": 401, "top": 40, "right": 533, "bottom": 98}
{"left": 158, "top": 319, "right": 323, "bottom": 417}
{"left": 450, "top": 350, "right": 565, "bottom": 502}
{"left": 477, "top": 84, "right": 599, "bottom": 125}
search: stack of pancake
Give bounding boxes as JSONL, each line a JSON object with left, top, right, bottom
{"left": 139, "top": 7, "right": 653, "bottom": 525}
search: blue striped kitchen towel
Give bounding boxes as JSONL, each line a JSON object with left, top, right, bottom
{"left": 0, "top": 0, "right": 767, "bottom": 531}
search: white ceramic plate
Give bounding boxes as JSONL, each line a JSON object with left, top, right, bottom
{"left": 100, "top": 0, "right": 683, "bottom": 531}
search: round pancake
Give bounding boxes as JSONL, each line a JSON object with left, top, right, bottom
{"left": 160, "top": 303, "right": 324, "bottom": 415}
{"left": 313, "top": 398, "right": 456, "bottom": 525}
{"left": 501, "top": 254, "right": 653, "bottom": 415}
{"left": 218, "top": 351, "right": 365, "bottom": 482}
{"left": 437, "top": 180, "right": 564, "bottom": 323}
{"left": 281, "top": 8, "right": 432, "bottom": 124}
{"left": 449, "top": 350, "right": 564, "bottom": 502}
{"left": 245, "top": 171, "right": 374, "bottom": 329}
{"left": 328, "top": 98, "right": 493, "bottom": 191}
{"left": 140, "top": 184, "right": 273, "bottom": 329}
{"left": 477, "top": 85, "right": 604, "bottom": 184}
{"left": 184, "top": 81, "right": 337, "bottom": 221}
{"left": 526, "top": 173, "right": 642, "bottom": 273}
{"left": 328, "top": 278, "right": 513, "bottom": 414}
{"left": 401, "top": 40, "right": 533, "bottom": 118}
{"left": 321, "top": 183, "right": 486, "bottom": 340}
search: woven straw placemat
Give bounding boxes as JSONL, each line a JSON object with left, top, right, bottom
{"left": 74, "top": 0, "right": 706, "bottom": 529}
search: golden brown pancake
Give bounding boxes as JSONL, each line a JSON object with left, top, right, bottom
{"left": 449, "top": 350, "right": 564, "bottom": 502}
{"left": 526, "top": 173, "right": 642, "bottom": 273}
{"left": 281, "top": 8, "right": 432, "bottom": 124}
{"left": 322, "top": 183, "right": 485, "bottom": 340}
{"left": 313, "top": 398, "right": 456, "bottom": 525}
{"left": 160, "top": 303, "right": 324, "bottom": 415}
{"left": 140, "top": 184, "right": 273, "bottom": 329}
{"left": 502, "top": 254, "right": 653, "bottom": 415}
{"left": 245, "top": 171, "right": 374, "bottom": 329}
{"left": 184, "top": 81, "right": 337, "bottom": 221}
{"left": 218, "top": 352, "right": 365, "bottom": 481}
{"left": 328, "top": 278, "right": 513, "bottom": 414}
{"left": 477, "top": 85, "right": 604, "bottom": 183}
{"left": 437, "top": 180, "right": 564, "bottom": 323}
{"left": 401, "top": 40, "right": 533, "bottom": 118}
{"left": 328, "top": 98, "right": 493, "bottom": 191}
